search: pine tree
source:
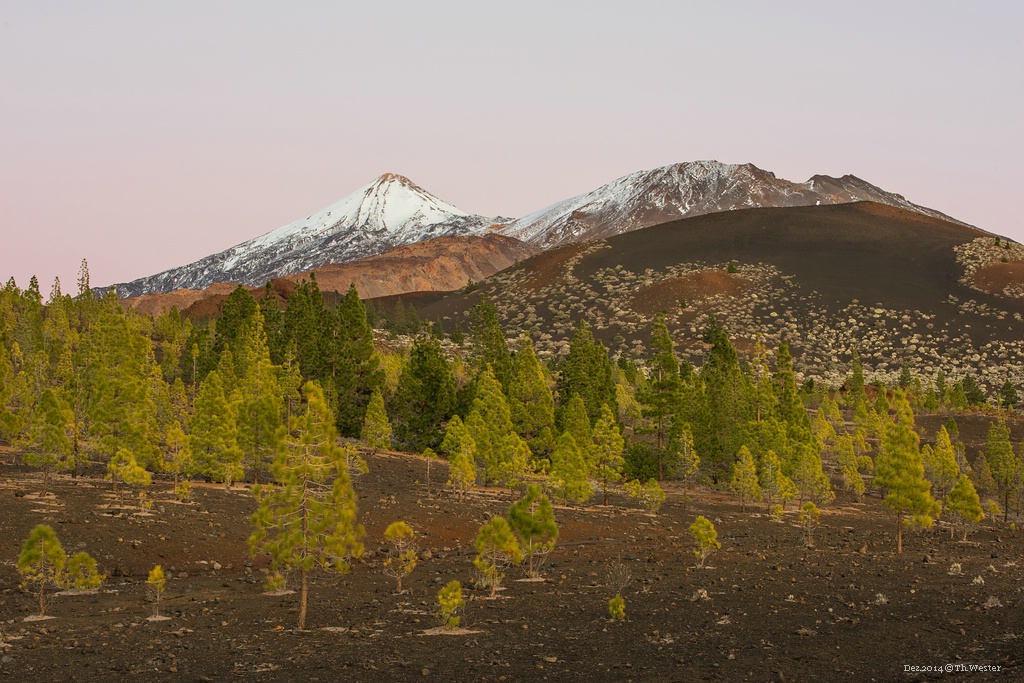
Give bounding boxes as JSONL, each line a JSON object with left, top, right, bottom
{"left": 923, "top": 426, "right": 960, "bottom": 499}
{"left": 671, "top": 422, "right": 701, "bottom": 490}
{"left": 147, "top": 565, "right": 167, "bottom": 619}
{"left": 775, "top": 342, "right": 811, "bottom": 444}
{"left": 730, "top": 445, "right": 761, "bottom": 512}
{"left": 213, "top": 285, "right": 258, "bottom": 359}
{"left": 422, "top": 447, "right": 438, "bottom": 497}
{"left": 381, "top": 521, "right": 417, "bottom": 593}
{"left": 440, "top": 415, "right": 477, "bottom": 500}
{"left": 874, "top": 388, "right": 891, "bottom": 419}
{"left": 473, "top": 517, "right": 522, "bottom": 597}
{"left": 106, "top": 448, "right": 152, "bottom": 507}
{"left": 847, "top": 350, "right": 867, "bottom": 409}
{"left": 469, "top": 295, "right": 512, "bottom": 389}
{"left": 592, "top": 404, "right": 625, "bottom": 505}
{"left": 560, "top": 394, "right": 592, "bottom": 470}
{"left": 985, "top": 419, "right": 1021, "bottom": 523}
{"left": 945, "top": 474, "right": 984, "bottom": 541}
{"left": 326, "top": 284, "right": 384, "bottom": 437}
{"left": 790, "top": 440, "right": 834, "bottom": 505}
{"left": 550, "top": 432, "right": 591, "bottom": 505}
{"left": 959, "top": 374, "right": 986, "bottom": 407}
{"left": 18, "top": 524, "right": 66, "bottom": 617}
{"left": 835, "top": 434, "right": 865, "bottom": 499}
{"left": 163, "top": 422, "right": 192, "bottom": 500}
{"left": 999, "top": 380, "right": 1019, "bottom": 409}
{"left": 639, "top": 313, "right": 681, "bottom": 478}
{"left": 971, "top": 451, "right": 997, "bottom": 497}
{"left": 24, "top": 388, "right": 72, "bottom": 496}
{"left": 390, "top": 334, "right": 456, "bottom": 451}
{"left": 556, "top": 320, "right": 617, "bottom": 427}
{"left": 0, "top": 345, "right": 17, "bottom": 440}
{"left": 249, "top": 381, "right": 365, "bottom": 630}
{"left": 873, "top": 391, "right": 940, "bottom": 553}
{"left": 800, "top": 501, "right": 821, "bottom": 547}
{"left": 235, "top": 310, "right": 284, "bottom": 484}
{"left": 759, "top": 449, "right": 798, "bottom": 510}
{"left": 465, "top": 366, "right": 530, "bottom": 487}
{"left": 258, "top": 287, "right": 286, "bottom": 364}
{"left": 189, "top": 370, "right": 243, "bottom": 486}
{"left": 283, "top": 276, "right": 326, "bottom": 382}
{"left": 360, "top": 387, "right": 392, "bottom": 452}
{"left": 508, "top": 484, "right": 558, "bottom": 577}
{"left": 507, "top": 336, "right": 555, "bottom": 459}
{"left": 696, "top": 326, "right": 753, "bottom": 481}
{"left": 88, "top": 293, "right": 161, "bottom": 469}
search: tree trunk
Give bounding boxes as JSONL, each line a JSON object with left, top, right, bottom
{"left": 38, "top": 538, "right": 47, "bottom": 617}
{"left": 72, "top": 431, "right": 79, "bottom": 479}
{"left": 298, "top": 567, "right": 309, "bottom": 630}
{"left": 896, "top": 516, "right": 903, "bottom": 554}
{"left": 42, "top": 463, "right": 51, "bottom": 497}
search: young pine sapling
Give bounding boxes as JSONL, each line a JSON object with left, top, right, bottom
{"left": 690, "top": 516, "right": 720, "bottom": 568}
{"left": 473, "top": 516, "right": 522, "bottom": 598}
{"left": 437, "top": 580, "right": 464, "bottom": 630}
{"left": 382, "top": 521, "right": 417, "bottom": 593}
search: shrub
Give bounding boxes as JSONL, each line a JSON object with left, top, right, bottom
{"left": 690, "top": 516, "right": 720, "bottom": 568}
{"left": 437, "top": 580, "right": 464, "bottom": 630}
{"left": 608, "top": 593, "right": 626, "bottom": 620}
{"left": 473, "top": 517, "right": 522, "bottom": 597}
{"left": 63, "top": 552, "right": 104, "bottom": 591}
{"left": 625, "top": 478, "right": 666, "bottom": 513}
{"left": 800, "top": 502, "right": 821, "bottom": 547}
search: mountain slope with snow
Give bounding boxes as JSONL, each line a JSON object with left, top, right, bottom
{"left": 499, "top": 161, "right": 969, "bottom": 248}
{"left": 111, "top": 174, "right": 508, "bottom": 297}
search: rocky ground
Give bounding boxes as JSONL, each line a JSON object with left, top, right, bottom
{"left": 1, "top": 448, "right": 1023, "bottom": 682}
{"left": 418, "top": 204, "right": 1024, "bottom": 393}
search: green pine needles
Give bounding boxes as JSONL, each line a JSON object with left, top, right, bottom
{"left": 249, "top": 381, "right": 365, "bottom": 630}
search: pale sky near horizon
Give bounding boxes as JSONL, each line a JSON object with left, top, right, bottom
{"left": 2, "top": 1, "right": 1022, "bottom": 292}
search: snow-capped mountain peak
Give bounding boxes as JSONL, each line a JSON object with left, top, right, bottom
{"left": 112, "top": 174, "right": 507, "bottom": 297}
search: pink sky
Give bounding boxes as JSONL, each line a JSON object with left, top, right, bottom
{"left": 2, "top": 2, "right": 1021, "bottom": 293}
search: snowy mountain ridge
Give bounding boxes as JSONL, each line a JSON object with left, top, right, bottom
{"left": 498, "top": 161, "right": 968, "bottom": 248}
{"left": 111, "top": 161, "right": 969, "bottom": 298}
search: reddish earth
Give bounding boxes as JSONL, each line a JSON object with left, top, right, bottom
{"left": 631, "top": 270, "right": 750, "bottom": 315}
{"left": 522, "top": 244, "right": 590, "bottom": 290}
{"left": 1, "top": 448, "right": 1022, "bottom": 682}
{"left": 121, "top": 235, "right": 537, "bottom": 319}
{"left": 973, "top": 261, "right": 1024, "bottom": 297}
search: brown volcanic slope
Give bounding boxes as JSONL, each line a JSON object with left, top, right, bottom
{"left": 418, "top": 202, "right": 1024, "bottom": 390}
{"left": 123, "top": 233, "right": 537, "bottom": 318}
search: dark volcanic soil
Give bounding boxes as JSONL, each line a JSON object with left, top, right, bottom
{"left": 1, "top": 449, "right": 1023, "bottom": 682}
